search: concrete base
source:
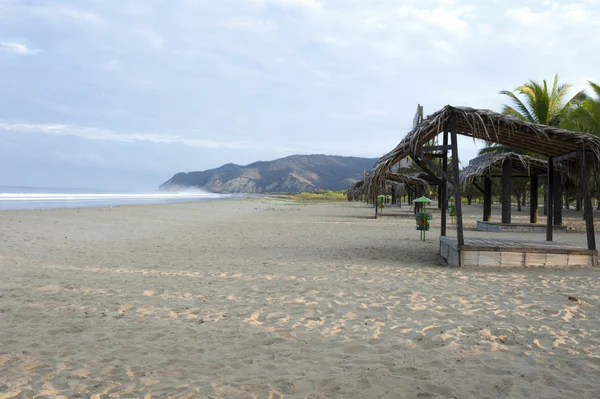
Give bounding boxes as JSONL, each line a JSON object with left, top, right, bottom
{"left": 477, "top": 221, "right": 567, "bottom": 233}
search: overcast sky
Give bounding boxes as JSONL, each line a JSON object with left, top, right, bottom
{"left": 1, "top": 0, "right": 599, "bottom": 190}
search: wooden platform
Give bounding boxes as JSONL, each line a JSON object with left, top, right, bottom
{"left": 439, "top": 236, "right": 598, "bottom": 268}
{"left": 477, "top": 221, "right": 567, "bottom": 233}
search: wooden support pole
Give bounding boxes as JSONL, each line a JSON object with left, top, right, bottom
{"left": 450, "top": 116, "right": 464, "bottom": 246}
{"left": 441, "top": 129, "right": 448, "bottom": 237}
{"left": 374, "top": 193, "right": 378, "bottom": 218}
{"left": 543, "top": 182, "right": 548, "bottom": 216}
{"left": 483, "top": 176, "right": 492, "bottom": 222}
{"left": 501, "top": 159, "right": 512, "bottom": 224}
{"left": 579, "top": 150, "right": 596, "bottom": 250}
{"left": 553, "top": 171, "right": 563, "bottom": 226}
{"left": 547, "top": 158, "right": 554, "bottom": 241}
{"left": 530, "top": 175, "right": 538, "bottom": 223}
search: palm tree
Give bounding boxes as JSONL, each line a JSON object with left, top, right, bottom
{"left": 478, "top": 74, "right": 584, "bottom": 215}
{"left": 561, "top": 81, "right": 600, "bottom": 208}
{"left": 480, "top": 74, "right": 585, "bottom": 156}
{"left": 562, "top": 81, "right": 600, "bottom": 135}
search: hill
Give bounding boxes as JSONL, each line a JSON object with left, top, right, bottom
{"left": 159, "top": 154, "right": 377, "bottom": 193}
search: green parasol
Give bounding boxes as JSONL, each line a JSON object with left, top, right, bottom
{"left": 413, "top": 196, "right": 433, "bottom": 203}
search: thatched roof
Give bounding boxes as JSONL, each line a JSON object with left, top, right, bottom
{"left": 346, "top": 172, "right": 431, "bottom": 201}
{"left": 345, "top": 179, "right": 365, "bottom": 201}
{"left": 369, "top": 105, "right": 600, "bottom": 190}
{"left": 460, "top": 153, "right": 548, "bottom": 187}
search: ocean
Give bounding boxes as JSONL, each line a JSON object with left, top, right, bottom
{"left": 0, "top": 186, "right": 244, "bottom": 211}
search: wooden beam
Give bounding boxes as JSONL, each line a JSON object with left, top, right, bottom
{"left": 450, "top": 115, "right": 464, "bottom": 247}
{"left": 483, "top": 177, "right": 492, "bottom": 222}
{"left": 472, "top": 181, "right": 484, "bottom": 194}
{"left": 417, "top": 154, "right": 457, "bottom": 185}
{"left": 547, "top": 157, "right": 554, "bottom": 241}
{"left": 412, "top": 156, "right": 442, "bottom": 184}
{"left": 501, "top": 159, "right": 512, "bottom": 224}
{"left": 423, "top": 145, "right": 452, "bottom": 152}
{"left": 554, "top": 151, "right": 579, "bottom": 162}
{"left": 530, "top": 175, "right": 538, "bottom": 223}
{"left": 441, "top": 129, "right": 448, "bottom": 237}
{"left": 579, "top": 150, "right": 596, "bottom": 250}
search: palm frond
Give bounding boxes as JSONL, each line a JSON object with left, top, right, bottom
{"left": 499, "top": 90, "right": 534, "bottom": 122}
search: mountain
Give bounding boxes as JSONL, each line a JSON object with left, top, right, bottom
{"left": 159, "top": 154, "right": 377, "bottom": 193}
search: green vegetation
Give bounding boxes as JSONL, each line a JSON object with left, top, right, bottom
{"left": 476, "top": 76, "right": 600, "bottom": 210}
{"left": 289, "top": 190, "right": 347, "bottom": 202}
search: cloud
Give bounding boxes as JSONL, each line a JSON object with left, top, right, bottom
{"left": 0, "top": 122, "right": 304, "bottom": 153}
{"left": 1, "top": 0, "right": 599, "bottom": 189}
{"left": 396, "top": 3, "right": 475, "bottom": 39}
{"left": 250, "top": 0, "right": 323, "bottom": 12}
{"left": 135, "top": 29, "right": 165, "bottom": 50}
{"left": 29, "top": 4, "right": 105, "bottom": 27}
{"left": 221, "top": 18, "right": 277, "bottom": 32}
{"left": 0, "top": 41, "right": 39, "bottom": 54}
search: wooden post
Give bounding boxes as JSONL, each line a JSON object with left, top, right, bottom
{"left": 553, "top": 171, "right": 563, "bottom": 226}
{"left": 450, "top": 115, "right": 464, "bottom": 246}
{"left": 547, "top": 158, "right": 554, "bottom": 241}
{"left": 579, "top": 150, "right": 596, "bottom": 250}
{"left": 501, "top": 159, "right": 512, "bottom": 224}
{"left": 530, "top": 174, "right": 538, "bottom": 223}
{"left": 543, "top": 183, "right": 548, "bottom": 215}
{"left": 483, "top": 176, "right": 492, "bottom": 222}
{"left": 441, "top": 129, "right": 448, "bottom": 237}
{"left": 374, "top": 193, "right": 378, "bottom": 218}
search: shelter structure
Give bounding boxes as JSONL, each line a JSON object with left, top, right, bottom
{"left": 460, "top": 153, "right": 567, "bottom": 233}
{"left": 368, "top": 105, "right": 600, "bottom": 267}
{"left": 364, "top": 172, "right": 431, "bottom": 218}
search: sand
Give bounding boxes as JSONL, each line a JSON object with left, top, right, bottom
{"left": 1, "top": 198, "right": 600, "bottom": 398}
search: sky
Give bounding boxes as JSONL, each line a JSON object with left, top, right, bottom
{"left": 1, "top": 0, "right": 599, "bottom": 190}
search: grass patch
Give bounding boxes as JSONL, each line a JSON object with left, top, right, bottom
{"left": 289, "top": 190, "right": 347, "bottom": 202}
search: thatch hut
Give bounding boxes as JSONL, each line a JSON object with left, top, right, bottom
{"left": 460, "top": 152, "right": 571, "bottom": 231}
{"left": 347, "top": 172, "right": 432, "bottom": 216}
{"left": 369, "top": 105, "right": 600, "bottom": 267}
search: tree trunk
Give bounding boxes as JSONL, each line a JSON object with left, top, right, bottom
{"left": 553, "top": 172, "right": 563, "bottom": 226}
{"left": 576, "top": 197, "right": 582, "bottom": 211}
{"left": 530, "top": 175, "right": 538, "bottom": 223}
{"left": 516, "top": 193, "right": 522, "bottom": 212}
{"left": 467, "top": 196, "right": 472, "bottom": 205}
{"left": 391, "top": 187, "right": 397, "bottom": 205}
{"left": 597, "top": 196, "right": 600, "bottom": 211}
{"left": 565, "top": 193, "right": 570, "bottom": 210}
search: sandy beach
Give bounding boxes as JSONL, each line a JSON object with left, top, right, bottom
{"left": 1, "top": 198, "right": 600, "bottom": 398}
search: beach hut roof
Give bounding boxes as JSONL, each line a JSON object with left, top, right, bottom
{"left": 346, "top": 172, "right": 431, "bottom": 200}
{"left": 363, "top": 172, "right": 431, "bottom": 198}
{"left": 460, "top": 152, "right": 549, "bottom": 187}
{"left": 368, "top": 105, "right": 600, "bottom": 191}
